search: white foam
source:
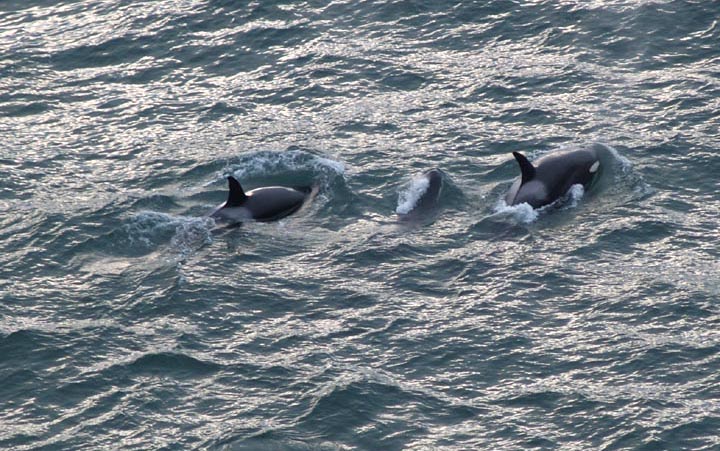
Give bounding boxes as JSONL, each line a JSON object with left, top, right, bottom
{"left": 563, "top": 184, "right": 585, "bottom": 209}
{"left": 313, "top": 155, "right": 346, "bottom": 175}
{"left": 206, "top": 149, "right": 345, "bottom": 186}
{"left": 395, "top": 175, "right": 430, "bottom": 215}
{"left": 492, "top": 199, "right": 539, "bottom": 223}
{"left": 494, "top": 183, "right": 585, "bottom": 221}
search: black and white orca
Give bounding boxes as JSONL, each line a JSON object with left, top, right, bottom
{"left": 505, "top": 148, "right": 600, "bottom": 209}
{"left": 209, "top": 176, "right": 312, "bottom": 224}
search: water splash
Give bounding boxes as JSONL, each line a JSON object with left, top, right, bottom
{"left": 563, "top": 184, "right": 585, "bottom": 209}
{"left": 205, "top": 149, "right": 345, "bottom": 187}
{"left": 492, "top": 199, "right": 540, "bottom": 223}
{"left": 395, "top": 174, "right": 430, "bottom": 215}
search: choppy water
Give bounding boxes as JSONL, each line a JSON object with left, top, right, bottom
{"left": 2, "top": 1, "right": 719, "bottom": 449}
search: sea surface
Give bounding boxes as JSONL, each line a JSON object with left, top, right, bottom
{"left": 1, "top": 1, "right": 719, "bottom": 450}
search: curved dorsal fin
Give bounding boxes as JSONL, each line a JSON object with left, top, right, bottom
{"left": 226, "top": 176, "right": 247, "bottom": 206}
{"left": 512, "top": 152, "right": 536, "bottom": 184}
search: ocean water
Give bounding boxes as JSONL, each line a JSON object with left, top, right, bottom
{"left": 1, "top": 0, "right": 719, "bottom": 449}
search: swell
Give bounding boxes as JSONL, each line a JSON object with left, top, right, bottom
{"left": 0, "top": 322, "right": 230, "bottom": 449}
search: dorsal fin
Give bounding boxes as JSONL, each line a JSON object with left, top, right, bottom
{"left": 226, "top": 176, "right": 247, "bottom": 207}
{"left": 512, "top": 152, "right": 536, "bottom": 184}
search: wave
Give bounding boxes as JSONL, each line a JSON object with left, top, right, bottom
{"left": 206, "top": 149, "right": 345, "bottom": 189}
{"left": 122, "top": 211, "right": 214, "bottom": 257}
{"left": 126, "top": 351, "right": 222, "bottom": 376}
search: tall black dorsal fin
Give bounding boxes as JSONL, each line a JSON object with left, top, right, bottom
{"left": 226, "top": 176, "right": 247, "bottom": 206}
{"left": 512, "top": 152, "right": 536, "bottom": 184}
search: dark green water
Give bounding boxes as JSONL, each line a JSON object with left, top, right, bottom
{"left": 1, "top": 1, "right": 719, "bottom": 449}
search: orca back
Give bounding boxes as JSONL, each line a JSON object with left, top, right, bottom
{"left": 508, "top": 148, "right": 599, "bottom": 208}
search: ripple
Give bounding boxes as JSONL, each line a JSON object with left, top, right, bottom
{"left": 1, "top": 0, "right": 719, "bottom": 449}
{"left": 127, "top": 351, "right": 222, "bottom": 377}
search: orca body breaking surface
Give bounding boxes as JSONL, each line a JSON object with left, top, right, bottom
{"left": 397, "top": 168, "right": 444, "bottom": 222}
{"left": 505, "top": 148, "right": 600, "bottom": 209}
{"left": 210, "top": 176, "right": 311, "bottom": 224}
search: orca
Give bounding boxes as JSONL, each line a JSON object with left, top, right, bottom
{"left": 505, "top": 148, "right": 600, "bottom": 209}
{"left": 209, "top": 176, "right": 312, "bottom": 224}
{"left": 397, "top": 168, "right": 444, "bottom": 221}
